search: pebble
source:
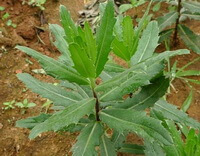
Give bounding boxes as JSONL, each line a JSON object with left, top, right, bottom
{"left": 0, "top": 123, "right": 3, "bottom": 129}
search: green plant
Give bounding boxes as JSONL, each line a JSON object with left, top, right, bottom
{"left": 24, "top": 0, "right": 47, "bottom": 10}
{"left": 144, "top": 101, "right": 200, "bottom": 156}
{"left": 125, "top": 114, "right": 200, "bottom": 155}
{"left": 42, "top": 99, "right": 52, "bottom": 113}
{"left": 0, "top": 6, "right": 5, "bottom": 11}
{"left": 15, "top": 99, "right": 36, "bottom": 114}
{"left": 156, "top": 0, "right": 200, "bottom": 54}
{"left": 3, "top": 100, "right": 15, "bottom": 110}
{"left": 165, "top": 57, "right": 200, "bottom": 92}
{"left": 1, "top": 12, "right": 17, "bottom": 28}
{"left": 15, "top": 99, "right": 36, "bottom": 109}
{"left": 152, "top": 1, "right": 161, "bottom": 12}
{"left": 116, "top": 99, "right": 200, "bottom": 155}
{"left": 15, "top": 0, "right": 200, "bottom": 155}
{"left": 6, "top": 19, "right": 17, "bottom": 28}
{"left": 2, "top": 12, "right": 9, "bottom": 20}
{"left": 181, "top": 89, "right": 193, "bottom": 112}
{"left": 119, "top": 0, "right": 161, "bottom": 14}
{"left": 119, "top": 0, "right": 146, "bottom": 14}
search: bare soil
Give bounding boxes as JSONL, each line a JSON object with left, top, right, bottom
{"left": 0, "top": 1, "right": 199, "bottom": 156}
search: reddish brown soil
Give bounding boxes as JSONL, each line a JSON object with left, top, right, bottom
{"left": 0, "top": 1, "right": 199, "bottom": 156}
{"left": 0, "top": 0, "right": 82, "bottom": 156}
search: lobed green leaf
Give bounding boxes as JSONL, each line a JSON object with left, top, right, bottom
{"left": 16, "top": 46, "right": 89, "bottom": 85}
{"left": 17, "top": 73, "right": 83, "bottom": 107}
{"left": 49, "top": 24, "right": 73, "bottom": 65}
{"left": 153, "top": 99, "right": 200, "bottom": 129}
{"left": 157, "top": 12, "right": 178, "bottom": 31}
{"left": 69, "top": 43, "right": 96, "bottom": 78}
{"left": 115, "top": 76, "right": 169, "bottom": 110}
{"left": 182, "top": 13, "right": 200, "bottom": 21}
{"left": 144, "top": 140, "right": 166, "bottom": 156}
{"left": 96, "top": 49, "right": 189, "bottom": 102}
{"left": 122, "top": 16, "right": 134, "bottom": 58}
{"left": 29, "top": 98, "right": 95, "bottom": 139}
{"left": 112, "top": 38, "right": 130, "bottom": 61}
{"left": 16, "top": 113, "right": 52, "bottom": 129}
{"left": 131, "top": 21, "right": 159, "bottom": 65}
{"left": 84, "top": 22, "right": 97, "bottom": 63}
{"left": 60, "top": 5, "right": 77, "bottom": 43}
{"left": 100, "top": 108, "right": 173, "bottom": 145}
{"left": 182, "top": 1, "right": 200, "bottom": 14}
{"left": 178, "top": 24, "right": 200, "bottom": 54}
{"left": 95, "top": 0, "right": 116, "bottom": 76}
{"left": 72, "top": 122, "right": 103, "bottom": 156}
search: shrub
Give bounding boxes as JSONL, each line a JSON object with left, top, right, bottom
{"left": 16, "top": 0, "right": 200, "bottom": 155}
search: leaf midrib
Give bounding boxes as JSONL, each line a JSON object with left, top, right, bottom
{"left": 32, "top": 80, "right": 78, "bottom": 103}
{"left": 102, "top": 136, "right": 109, "bottom": 156}
{"left": 96, "top": 3, "right": 114, "bottom": 70}
{"left": 82, "top": 123, "right": 98, "bottom": 156}
{"left": 96, "top": 15, "right": 110, "bottom": 67}
{"left": 137, "top": 23, "right": 153, "bottom": 63}
{"left": 159, "top": 12, "right": 177, "bottom": 30}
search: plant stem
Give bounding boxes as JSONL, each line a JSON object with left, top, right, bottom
{"left": 90, "top": 78, "right": 100, "bottom": 121}
{"left": 92, "top": 89, "right": 100, "bottom": 121}
{"left": 173, "top": 0, "right": 182, "bottom": 46}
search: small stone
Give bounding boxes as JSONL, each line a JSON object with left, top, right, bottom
{"left": 15, "top": 69, "right": 22, "bottom": 74}
{"left": 0, "top": 123, "right": 3, "bottom": 129}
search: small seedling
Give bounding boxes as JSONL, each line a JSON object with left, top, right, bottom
{"left": 42, "top": 99, "right": 52, "bottom": 113}
{"left": 24, "top": 0, "right": 47, "bottom": 10}
{"left": 1, "top": 12, "right": 17, "bottom": 28}
{"left": 6, "top": 19, "right": 17, "bottom": 28}
{"left": 32, "top": 69, "right": 46, "bottom": 74}
{"left": 3, "top": 100, "right": 15, "bottom": 110}
{"left": 25, "top": 58, "right": 33, "bottom": 65}
{"left": 156, "top": 0, "right": 200, "bottom": 54}
{"left": 2, "top": 12, "right": 9, "bottom": 20}
{"left": 0, "top": 6, "right": 5, "bottom": 11}
{"left": 165, "top": 57, "right": 200, "bottom": 93}
{"left": 15, "top": 99, "right": 36, "bottom": 109}
{"left": 22, "top": 87, "right": 28, "bottom": 92}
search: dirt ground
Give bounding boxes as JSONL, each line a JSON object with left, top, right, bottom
{"left": 0, "top": 0, "right": 199, "bottom": 156}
